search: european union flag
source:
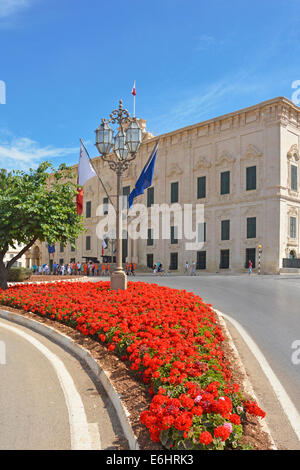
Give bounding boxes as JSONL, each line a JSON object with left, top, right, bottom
{"left": 48, "top": 244, "right": 55, "bottom": 254}
{"left": 128, "top": 141, "right": 159, "bottom": 209}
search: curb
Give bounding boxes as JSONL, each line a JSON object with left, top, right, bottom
{"left": 214, "top": 309, "right": 277, "bottom": 450}
{"left": 0, "top": 309, "right": 140, "bottom": 450}
{"left": 8, "top": 277, "right": 88, "bottom": 286}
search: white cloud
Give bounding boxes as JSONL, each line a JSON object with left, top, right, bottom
{"left": 0, "top": 0, "right": 30, "bottom": 19}
{"left": 0, "top": 132, "right": 78, "bottom": 171}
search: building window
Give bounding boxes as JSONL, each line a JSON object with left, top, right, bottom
{"left": 86, "top": 201, "right": 91, "bottom": 218}
{"left": 171, "top": 182, "right": 179, "bottom": 203}
{"left": 147, "top": 253, "right": 154, "bottom": 269}
{"left": 59, "top": 258, "right": 64, "bottom": 265}
{"left": 103, "top": 197, "right": 108, "bottom": 215}
{"left": 197, "top": 176, "right": 206, "bottom": 199}
{"left": 70, "top": 258, "right": 76, "bottom": 264}
{"left": 171, "top": 226, "right": 178, "bottom": 244}
{"left": 86, "top": 236, "right": 91, "bottom": 251}
{"left": 246, "top": 166, "right": 256, "bottom": 191}
{"left": 197, "top": 251, "right": 206, "bottom": 269}
{"left": 245, "top": 248, "right": 256, "bottom": 269}
{"left": 220, "top": 249, "right": 230, "bottom": 269}
{"left": 170, "top": 252, "right": 178, "bottom": 270}
{"left": 60, "top": 243, "right": 64, "bottom": 253}
{"left": 147, "top": 254, "right": 154, "bottom": 269}
{"left": 70, "top": 240, "right": 75, "bottom": 252}
{"left": 220, "top": 171, "right": 230, "bottom": 195}
{"left": 290, "top": 216, "right": 297, "bottom": 238}
{"left": 147, "top": 187, "right": 154, "bottom": 207}
{"left": 291, "top": 165, "right": 298, "bottom": 191}
{"left": 198, "top": 222, "right": 206, "bottom": 243}
{"left": 147, "top": 228, "right": 154, "bottom": 246}
{"left": 221, "top": 220, "right": 230, "bottom": 241}
{"left": 247, "top": 217, "right": 256, "bottom": 239}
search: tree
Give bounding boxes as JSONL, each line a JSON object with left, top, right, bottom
{"left": 0, "top": 162, "right": 83, "bottom": 290}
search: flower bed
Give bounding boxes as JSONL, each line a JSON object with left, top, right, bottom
{"left": 0, "top": 281, "right": 266, "bottom": 450}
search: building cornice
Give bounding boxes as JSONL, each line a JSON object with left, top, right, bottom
{"left": 141, "top": 96, "right": 300, "bottom": 145}
{"left": 74, "top": 96, "right": 300, "bottom": 171}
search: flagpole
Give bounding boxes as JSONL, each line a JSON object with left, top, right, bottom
{"left": 132, "top": 80, "right": 136, "bottom": 117}
{"left": 79, "top": 138, "right": 115, "bottom": 209}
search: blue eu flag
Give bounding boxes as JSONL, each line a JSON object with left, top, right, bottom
{"left": 48, "top": 244, "right": 55, "bottom": 254}
{"left": 128, "top": 141, "right": 159, "bottom": 209}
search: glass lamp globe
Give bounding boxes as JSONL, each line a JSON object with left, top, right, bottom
{"left": 114, "top": 129, "right": 129, "bottom": 160}
{"left": 125, "top": 120, "right": 142, "bottom": 154}
{"left": 95, "top": 122, "right": 113, "bottom": 155}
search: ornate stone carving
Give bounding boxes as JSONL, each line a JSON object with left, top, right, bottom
{"left": 287, "top": 206, "right": 298, "bottom": 217}
{"left": 215, "top": 150, "right": 236, "bottom": 166}
{"left": 193, "top": 156, "right": 212, "bottom": 171}
{"left": 241, "top": 144, "right": 262, "bottom": 160}
{"left": 287, "top": 144, "right": 299, "bottom": 161}
{"left": 166, "top": 162, "right": 183, "bottom": 177}
{"left": 85, "top": 184, "right": 95, "bottom": 196}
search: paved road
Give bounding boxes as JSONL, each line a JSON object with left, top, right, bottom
{"left": 0, "top": 317, "right": 126, "bottom": 450}
{"left": 127, "top": 273, "right": 300, "bottom": 448}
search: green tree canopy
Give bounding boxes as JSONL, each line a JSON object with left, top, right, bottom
{"left": 0, "top": 161, "right": 83, "bottom": 289}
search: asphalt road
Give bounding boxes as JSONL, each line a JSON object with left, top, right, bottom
{"left": 0, "top": 317, "right": 126, "bottom": 450}
{"left": 127, "top": 273, "right": 300, "bottom": 448}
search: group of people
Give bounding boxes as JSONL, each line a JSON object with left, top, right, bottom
{"left": 125, "top": 262, "right": 136, "bottom": 276}
{"left": 32, "top": 261, "right": 111, "bottom": 277}
{"left": 184, "top": 261, "right": 197, "bottom": 276}
{"left": 153, "top": 261, "right": 164, "bottom": 275}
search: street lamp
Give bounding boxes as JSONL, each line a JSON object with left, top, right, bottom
{"left": 95, "top": 100, "right": 142, "bottom": 290}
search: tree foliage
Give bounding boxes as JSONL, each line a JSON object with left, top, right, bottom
{"left": 0, "top": 161, "right": 83, "bottom": 289}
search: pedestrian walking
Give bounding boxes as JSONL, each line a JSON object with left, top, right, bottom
{"left": 248, "top": 259, "right": 253, "bottom": 275}
{"left": 191, "top": 261, "right": 196, "bottom": 276}
{"left": 184, "top": 261, "right": 189, "bottom": 275}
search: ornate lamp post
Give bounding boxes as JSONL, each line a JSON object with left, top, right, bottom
{"left": 95, "top": 100, "right": 142, "bottom": 290}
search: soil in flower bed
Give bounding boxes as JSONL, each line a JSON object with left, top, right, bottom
{"left": 0, "top": 281, "right": 273, "bottom": 450}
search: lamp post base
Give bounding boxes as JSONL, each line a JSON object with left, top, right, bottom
{"left": 110, "top": 270, "right": 127, "bottom": 291}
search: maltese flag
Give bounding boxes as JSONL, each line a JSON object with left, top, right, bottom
{"left": 78, "top": 144, "right": 97, "bottom": 187}
{"left": 131, "top": 81, "right": 136, "bottom": 96}
{"left": 102, "top": 239, "right": 107, "bottom": 256}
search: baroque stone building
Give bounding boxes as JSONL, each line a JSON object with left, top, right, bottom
{"left": 33, "top": 96, "right": 300, "bottom": 274}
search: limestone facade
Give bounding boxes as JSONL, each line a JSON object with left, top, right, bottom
{"left": 4, "top": 244, "right": 27, "bottom": 268}
{"left": 35, "top": 96, "right": 300, "bottom": 274}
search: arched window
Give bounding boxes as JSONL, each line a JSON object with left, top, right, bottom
{"left": 289, "top": 250, "right": 296, "bottom": 259}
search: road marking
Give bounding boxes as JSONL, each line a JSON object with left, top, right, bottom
{"left": 88, "top": 423, "right": 101, "bottom": 450}
{"left": 0, "top": 340, "right": 5, "bottom": 364}
{"left": 215, "top": 309, "right": 300, "bottom": 442}
{"left": 0, "top": 320, "right": 97, "bottom": 450}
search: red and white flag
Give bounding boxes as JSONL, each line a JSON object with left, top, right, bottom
{"left": 101, "top": 239, "right": 107, "bottom": 256}
{"left": 78, "top": 144, "right": 97, "bottom": 187}
{"left": 76, "top": 144, "right": 97, "bottom": 214}
{"left": 131, "top": 81, "right": 136, "bottom": 96}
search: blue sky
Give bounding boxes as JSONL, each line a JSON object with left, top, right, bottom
{"left": 1, "top": 0, "right": 300, "bottom": 171}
